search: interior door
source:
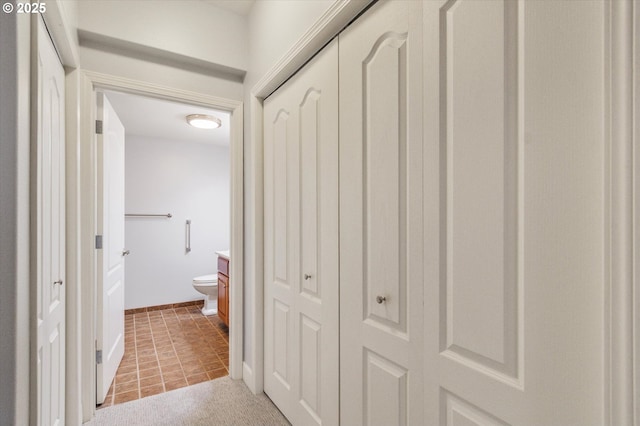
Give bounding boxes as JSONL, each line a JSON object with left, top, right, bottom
{"left": 96, "top": 93, "right": 126, "bottom": 404}
{"left": 421, "top": 0, "right": 605, "bottom": 424}
{"left": 34, "top": 15, "right": 66, "bottom": 426}
{"left": 339, "top": 1, "right": 425, "bottom": 424}
{"left": 264, "top": 39, "right": 339, "bottom": 425}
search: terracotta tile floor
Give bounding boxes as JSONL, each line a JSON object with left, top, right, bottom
{"left": 98, "top": 305, "right": 229, "bottom": 408}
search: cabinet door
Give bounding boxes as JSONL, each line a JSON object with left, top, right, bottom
{"left": 263, "top": 39, "right": 339, "bottom": 425}
{"left": 218, "top": 273, "right": 228, "bottom": 326}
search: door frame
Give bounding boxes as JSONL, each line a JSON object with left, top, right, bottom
{"left": 72, "top": 70, "right": 244, "bottom": 420}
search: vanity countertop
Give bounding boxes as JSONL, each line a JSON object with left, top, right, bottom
{"left": 215, "top": 250, "right": 230, "bottom": 261}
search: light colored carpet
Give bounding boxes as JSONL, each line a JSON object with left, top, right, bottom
{"left": 85, "top": 376, "right": 290, "bottom": 426}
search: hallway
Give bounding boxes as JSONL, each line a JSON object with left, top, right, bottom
{"left": 99, "top": 304, "right": 229, "bottom": 407}
{"left": 87, "top": 376, "right": 288, "bottom": 426}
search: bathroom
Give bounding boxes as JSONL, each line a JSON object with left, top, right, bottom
{"left": 101, "top": 90, "right": 231, "bottom": 406}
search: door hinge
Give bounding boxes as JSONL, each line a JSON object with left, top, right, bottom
{"left": 96, "top": 350, "right": 103, "bottom": 364}
{"left": 95, "top": 120, "right": 103, "bottom": 135}
{"left": 95, "top": 235, "right": 103, "bottom": 249}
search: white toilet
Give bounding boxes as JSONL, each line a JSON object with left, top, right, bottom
{"left": 192, "top": 274, "right": 218, "bottom": 315}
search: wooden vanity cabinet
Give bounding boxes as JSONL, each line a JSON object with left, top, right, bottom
{"left": 217, "top": 257, "right": 229, "bottom": 326}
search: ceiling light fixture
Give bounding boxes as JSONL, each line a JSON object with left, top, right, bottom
{"left": 186, "top": 114, "right": 222, "bottom": 129}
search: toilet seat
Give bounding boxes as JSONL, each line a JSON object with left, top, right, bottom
{"left": 193, "top": 274, "right": 218, "bottom": 284}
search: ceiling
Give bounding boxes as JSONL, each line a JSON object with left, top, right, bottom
{"left": 202, "top": 0, "right": 255, "bottom": 16}
{"left": 104, "top": 91, "right": 230, "bottom": 146}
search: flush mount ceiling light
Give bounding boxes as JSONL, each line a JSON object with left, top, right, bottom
{"left": 186, "top": 114, "right": 222, "bottom": 129}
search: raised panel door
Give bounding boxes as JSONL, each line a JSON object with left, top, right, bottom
{"left": 339, "top": 1, "right": 425, "bottom": 424}
{"left": 264, "top": 39, "right": 339, "bottom": 425}
{"left": 422, "top": 0, "right": 605, "bottom": 424}
{"left": 96, "top": 93, "right": 126, "bottom": 404}
{"left": 35, "top": 16, "right": 66, "bottom": 426}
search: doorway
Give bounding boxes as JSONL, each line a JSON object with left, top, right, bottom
{"left": 94, "top": 90, "right": 232, "bottom": 407}
{"left": 73, "top": 72, "right": 244, "bottom": 420}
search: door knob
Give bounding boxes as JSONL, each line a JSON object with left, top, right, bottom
{"left": 376, "top": 295, "right": 386, "bottom": 304}
{"left": 54, "top": 279, "right": 63, "bottom": 286}
{"left": 304, "top": 274, "right": 312, "bottom": 280}
{"left": 122, "top": 249, "right": 131, "bottom": 256}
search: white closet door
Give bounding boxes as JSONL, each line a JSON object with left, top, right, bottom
{"left": 35, "top": 16, "right": 66, "bottom": 426}
{"left": 339, "top": 1, "right": 424, "bottom": 424}
{"left": 421, "top": 0, "right": 605, "bottom": 424}
{"left": 264, "top": 39, "right": 339, "bottom": 425}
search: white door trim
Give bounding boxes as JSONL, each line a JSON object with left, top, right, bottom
{"left": 244, "top": 0, "right": 374, "bottom": 395}
{"left": 606, "top": 0, "right": 638, "bottom": 424}
{"left": 72, "top": 70, "right": 244, "bottom": 421}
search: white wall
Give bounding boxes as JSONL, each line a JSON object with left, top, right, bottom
{"left": 124, "top": 135, "right": 230, "bottom": 309}
{"left": 242, "top": 0, "right": 334, "bottom": 373}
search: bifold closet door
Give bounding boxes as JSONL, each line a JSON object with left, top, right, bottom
{"left": 263, "top": 39, "right": 339, "bottom": 425}
{"left": 34, "top": 15, "right": 66, "bottom": 426}
{"left": 339, "top": 1, "right": 425, "bottom": 424}
{"left": 421, "top": 0, "right": 606, "bottom": 424}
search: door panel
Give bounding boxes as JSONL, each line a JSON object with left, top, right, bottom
{"left": 35, "top": 15, "right": 66, "bottom": 426}
{"left": 365, "top": 350, "right": 408, "bottom": 426}
{"left": 363, "top": 31, "right": 408, "bottom": 331}
{"left": 264, "top": 39, "right": 339, "bottom": 426}
{"left": 442, "top": 391, "right": 509, "bottom": 426}
{"left": 96, "top": 93, "right": 126, "bottom": 404}
{"left": 439, "top": 0, "right": 519, "bottom": 379}
{"left": 423, "top": 0, "right": 605, "bottom": 424}
{"left": 339, "top": 1, "right": 424, "bottom": 424}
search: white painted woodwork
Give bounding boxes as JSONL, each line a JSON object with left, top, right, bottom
{"left": 422, "top": 0, "right": 604, "bottom": 425}
{"left": 339, "top": 1, "right": 424, "bottom": 424}
{"left": 260, "top": 0, "right": 606, "bottom": 424}
{"left": 264, "top": 39, "right": 339, "bottom": 426}
{"left": 35, "top": 16, "right": 66, "bottom": 426}
{"left": 96, "top": 93, "right": 126, "bottom": 404}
